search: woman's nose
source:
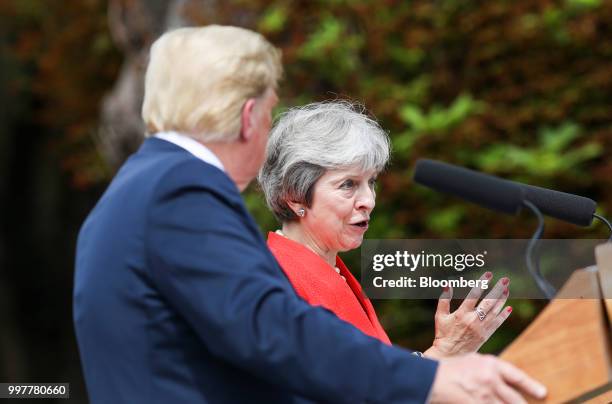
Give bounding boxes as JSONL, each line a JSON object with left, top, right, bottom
{"left": 356, "top": 186, "right": 375, "bottom": 211}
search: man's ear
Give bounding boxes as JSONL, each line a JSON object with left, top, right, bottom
{"left": 239, "top": 98, "right": 257, "bottom": 142}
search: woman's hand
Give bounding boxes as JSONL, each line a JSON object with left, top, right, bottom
{"left": 424, "top": 272, "right": 512, "bottom": 359}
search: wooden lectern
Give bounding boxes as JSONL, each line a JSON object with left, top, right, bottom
{"left": 500, "top": 243, "right": 612, "bottom": 403}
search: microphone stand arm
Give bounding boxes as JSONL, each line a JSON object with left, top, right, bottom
{"left": 593, "top": 213, "right": 612, "bottom": 242}
{"left": 523, "top": 200, "right": 557, "bottom": 300}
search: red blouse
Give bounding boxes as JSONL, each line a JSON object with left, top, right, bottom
{"left": 267, "top": 232, "right": 391, "bottom": 344}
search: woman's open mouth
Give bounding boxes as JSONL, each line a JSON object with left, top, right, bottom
{"left": 350, "top": 220, "right": 369, "bottom": 230}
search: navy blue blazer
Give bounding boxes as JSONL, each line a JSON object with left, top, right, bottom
{"left": 73, "top": 137, "right": 437, "bottom": 403}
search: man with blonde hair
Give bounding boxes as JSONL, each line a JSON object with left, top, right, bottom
{"left": 74, "top": 25, "right": 546, "bottom": 403}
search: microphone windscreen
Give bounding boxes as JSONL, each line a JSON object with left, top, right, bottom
{"left": 522, "top": 184, "right": 595, "bottom": 226}
{"left": 414, "top": 159, "right": 524, "bottom": 215}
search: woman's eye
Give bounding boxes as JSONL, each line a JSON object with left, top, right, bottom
{"left": 369, "top": 178, "right": 377, "bottom": 188}
{"left": 340, "top": 180, "right": 354, "bottom": 189}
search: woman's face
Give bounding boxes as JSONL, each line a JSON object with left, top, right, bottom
{"left": 301, "top": 167, "right": 378, "bottom": 254}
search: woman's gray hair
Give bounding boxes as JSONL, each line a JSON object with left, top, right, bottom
{"left": 258, "top": 101, "right": 391, "bottom": 222}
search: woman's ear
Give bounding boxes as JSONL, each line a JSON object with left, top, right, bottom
{"left": 285, "top": 200, "right": 305, "bottom": 217}
{"left": 239, "top": 98, "right": 257, "bottom": 142}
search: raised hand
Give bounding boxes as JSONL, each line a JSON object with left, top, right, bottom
{"left": 425, "top": 272, "right": 513, "bottom": 358}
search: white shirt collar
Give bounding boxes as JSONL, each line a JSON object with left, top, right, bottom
{"left": 153, "top": 131, "right": 225, "bottom": 172}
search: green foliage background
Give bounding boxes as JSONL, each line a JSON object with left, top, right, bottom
{"left": 243, "top": 0, "right": 612, "bottom": 352}
{"left": 1, "top": 0, "right": 611, "bottom": 397}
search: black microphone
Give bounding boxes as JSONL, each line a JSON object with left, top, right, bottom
{"left": 413, "top": 159, "right": 524, "bottom": 215}
{"left": 521, "top": 184, "right": 595, "bottom": 227}
{"left": 413, "top": 159, "right": 597, "bottom": 227}
{"left": 413, "top": 158, "right": 600, "bottom": 300}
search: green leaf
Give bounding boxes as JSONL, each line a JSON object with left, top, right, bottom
{"left": 566, "top": 0, "right": 602, "bottom": 10}
{"left": 540, "top": 122, "right": 580, "bottom": 152}
{"left": 428, "top": 206, "right": 465, "bottom": 235}
{"left": 398, "top": 94, "right": 485, "bottom": 133}
{"left": 258, "top": 5, "right": 288, "bottom": 33}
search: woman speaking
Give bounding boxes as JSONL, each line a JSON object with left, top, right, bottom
{"left": 258, "top": 101, "right": 512, "bottom": 357}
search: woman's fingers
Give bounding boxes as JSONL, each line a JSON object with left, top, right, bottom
{"left": 487, "top": 284, "right": 510, "bottom": 318}
{"left": 433, "top": 274, "right": 513, "bottom": 357}
{"left": 477, "top": 277, "right": 509, "bottom": 318}
{"left": 457, "top": 271, "right": 492, "bottom": 312}
{"left": 487, "top": 306, "right": 513, "bottom": 333}
{"left": 483, "top": 276, "right": 508, "bottom": 301}
{"left": 436, "top": 286, "right": 453, "bottom": 316}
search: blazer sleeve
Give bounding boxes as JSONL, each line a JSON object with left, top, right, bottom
{"left": 146, "top": 169, "right": 438, "bottom": 404}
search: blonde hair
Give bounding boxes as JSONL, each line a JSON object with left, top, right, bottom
{"left": 142, "top": 25, "right": 282, "bottom": 142}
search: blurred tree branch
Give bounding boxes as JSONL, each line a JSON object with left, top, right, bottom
{"left": 98, "top": 0, "right": 185, "bottom": 168}
{"left": 98, "top": 0, "right": 260, "bottom": 168}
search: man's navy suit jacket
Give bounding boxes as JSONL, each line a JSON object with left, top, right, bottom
{"left": 73, "top": 138, "right": 437, "bottom": 403}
